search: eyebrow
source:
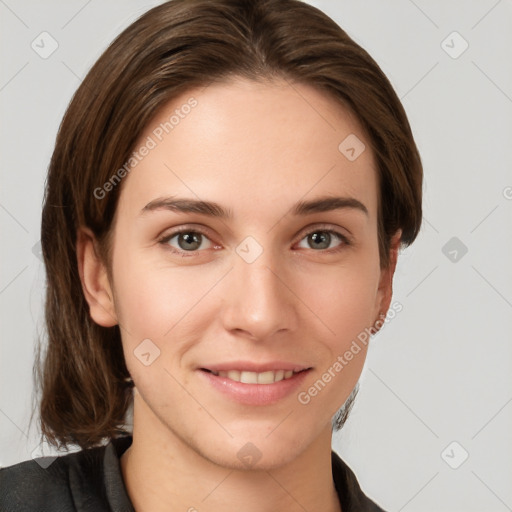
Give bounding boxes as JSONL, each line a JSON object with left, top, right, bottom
{"left": 140, "top": 195, "right": 368, "bottom": 218}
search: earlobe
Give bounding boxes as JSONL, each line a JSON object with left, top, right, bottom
{"left": 374, "top": 230, "right": 402, "bottom": 329}
{"left": 76, "top": 227, "right": 118, "bottom": 327}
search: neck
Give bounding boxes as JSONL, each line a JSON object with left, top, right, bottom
{"left": 120, "top": 392, "right": 342, "bottom": 512}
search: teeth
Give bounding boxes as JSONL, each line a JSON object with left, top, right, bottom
{"left": 227, "top": 370, "right": 240, "bottom": 381}
{"left": 274, "top": 370, "right": 284, "bottom": 382}
{"left": 241, "top": 371, "right": 258, "bottom": 384}
{"left": 257, "top": 371, "right": 275, "bottom": 384}
{"left": 214, "top": 369, "right": 302, "bottom": 384}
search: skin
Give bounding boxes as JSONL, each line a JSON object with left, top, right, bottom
{"left": 77, "top": 76, "right": 400, "bottom": 512}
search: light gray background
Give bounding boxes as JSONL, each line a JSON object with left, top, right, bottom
{"left": 1, "top": 1, "right": 511, "bottom": 511}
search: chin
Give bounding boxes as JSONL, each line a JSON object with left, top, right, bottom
{"left": 203, "top": 444, "right": 302, "bottom": 472}
{"left": 194, "top": 425, "right": 316, "bottom": 472}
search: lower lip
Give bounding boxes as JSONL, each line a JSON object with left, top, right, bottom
{"left": 198, "top": 369, "right": 312, "bottom": 406}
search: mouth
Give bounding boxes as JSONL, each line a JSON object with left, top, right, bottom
{"left": 198, "top": 363, "right": 313, "bottom": 405}
{"left": 200, "top": 368, "right": 310, "bottom": 384}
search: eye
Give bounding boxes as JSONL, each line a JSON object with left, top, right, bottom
{"left": 296, "top": 228, "right": 349, "bottom": 252}
{"left": 158, "top": 225, "right": 350, "bottom": 257}
{"left": 159, "top": 228, "right": 215, "bottom": 255}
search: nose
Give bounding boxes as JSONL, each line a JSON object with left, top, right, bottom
{"left": 220, "top": 244, "right": 298, "bottom": 341}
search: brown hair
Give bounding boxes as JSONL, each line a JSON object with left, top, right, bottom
{"left": 32, "top": 0, "right": 423, "bottom": 451}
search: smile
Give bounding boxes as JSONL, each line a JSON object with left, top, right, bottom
{"left": 203, "top": 369, "right": 305, "bottom": 384}
{"left": 199, "top": 366, "right": 312, "bottom": 405}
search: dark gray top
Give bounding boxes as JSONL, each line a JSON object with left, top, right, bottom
{"left": 0, "top": 435, "right": 386, "bottom": 511}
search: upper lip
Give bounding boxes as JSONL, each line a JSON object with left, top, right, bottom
{"left": 200, "top": 361, "right": 312, "bottom": 373}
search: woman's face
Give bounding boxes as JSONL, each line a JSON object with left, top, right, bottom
{"left": 89, "top": 77, "right": 394, "bottom": 469}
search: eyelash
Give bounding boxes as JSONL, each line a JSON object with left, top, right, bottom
{"left": 157, "top": 225, "right": 351, "bottom": 257}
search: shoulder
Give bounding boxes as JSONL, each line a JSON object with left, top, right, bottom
{"left": 0, "top": 443, "right": 108, "bottom": 512}
{"left": 331, "top": 450, "right": 387, "bottom": 512}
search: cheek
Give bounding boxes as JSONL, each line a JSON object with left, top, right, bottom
{"left": 112, "top": 234, "right": 381, "bottom": 365}
{"left": 111, "top": 251, "right": 220, "bottom": 352}
{"left": 297, "top": 255, "right": 381, "bottom": 339}
{"left": 110, "top": 256, "right": 203, "bottom": 398}
{"left": 113, "top": 245, "right": 381, "bottom": 334}
{"left": 294, "top": 264, "right": 379, "bottom": 413}
{"left": 112, "top": 262, "right": 164, "bottom": 335}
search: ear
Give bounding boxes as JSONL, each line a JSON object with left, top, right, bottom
{"left": 373, "top": 230, "right": 401, "bottom": 330}
{"left": 76, "top": 227, "right": 118, "bottom": 327}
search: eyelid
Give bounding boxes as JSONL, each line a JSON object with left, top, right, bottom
{"left": 296, "top": 223, "right": 351, "bottom": 243}
{"left": 158, "top": 224, "right": 214, "bottom": 239}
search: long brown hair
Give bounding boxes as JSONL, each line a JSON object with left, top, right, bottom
{"left": 33, "top": 0, "right": 423, "bottom": 451}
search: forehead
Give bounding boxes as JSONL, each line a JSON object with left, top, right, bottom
{"left": 115, "top": 77, "right": 378, "bottom": 224}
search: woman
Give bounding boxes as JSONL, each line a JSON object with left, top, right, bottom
{"left": 0, "top": 0, "right": 422, "bottom": 510}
